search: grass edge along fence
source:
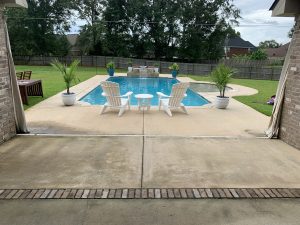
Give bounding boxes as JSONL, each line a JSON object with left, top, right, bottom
{"left": 14, "top": 55, "right": 283, "bottom": 81}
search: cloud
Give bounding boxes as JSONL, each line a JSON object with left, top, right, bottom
{"left": 233, "top": 1, "right": 295, "bottom": 46}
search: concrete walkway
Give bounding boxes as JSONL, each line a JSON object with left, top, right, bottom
{"left": 1, "top": 136, "right": 300, "bottom": 189}
{"left": 1, "top": 199, "right": 300, "bottom": 225}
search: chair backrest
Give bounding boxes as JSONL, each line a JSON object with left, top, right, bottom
{"left": 100, "top": 81, "right": 122, "bottom": 106}
{"left": 16, "top": 72, "right": 23, "bottom": 80}
{"left": 169, "top": 83, "right": 190, "bottom": 107}
{"left": 23, "top": 71, "right": 32, "bottom": 80}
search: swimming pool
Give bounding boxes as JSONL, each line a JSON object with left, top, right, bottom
{"left": 80, "top": 77, "right": 210, "bottom": 106}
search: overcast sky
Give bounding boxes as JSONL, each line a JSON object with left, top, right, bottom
{"left": 234, "top": 0, "right": 294, "bottom": 45}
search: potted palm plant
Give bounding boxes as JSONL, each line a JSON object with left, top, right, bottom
{"left": 107, "top": 61, "right": 115, "bottom": 76}
{"left": 51, "top": 59, "right": 80, "bottom": 106}
{"left": 169, "top": 63, "right": 179, "bottom": 78}
{"left": 210, "top": 64, "right": 234, "bottom": 109}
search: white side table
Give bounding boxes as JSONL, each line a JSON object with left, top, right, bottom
{"left": 135, "top": 94, "right": 153, "bottom": 111}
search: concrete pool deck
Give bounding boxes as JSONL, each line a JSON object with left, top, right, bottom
{"left": 25, "top": 74, "right": 268, "bottom": 137}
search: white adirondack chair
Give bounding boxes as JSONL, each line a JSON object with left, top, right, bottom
{"left": 100, "top": 81, "right": 133, "bottom": 116}
{"left": 157, "top": 83, "right": 189, "bottom": 117}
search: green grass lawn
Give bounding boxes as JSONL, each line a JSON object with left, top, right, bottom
{"left": 16, "top": 65, "right": 126, "bottom": 110}
{"left": 189, "top": 75, "right": 279, "bottom": 116}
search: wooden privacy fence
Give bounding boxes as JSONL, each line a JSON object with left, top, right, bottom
{"left": 13, "top": 55, "right": 283, "bottom": 80}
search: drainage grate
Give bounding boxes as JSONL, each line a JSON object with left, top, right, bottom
{"left": 0, "top": 188, "right": 299, "bottom": 200}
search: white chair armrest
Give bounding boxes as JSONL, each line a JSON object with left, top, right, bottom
{"left": 101, "top": 92, "right": 107, "bottom": 97}
{"left": 184, "top": 94, "right": 187, "bottom": 97}
{"left": 157, "top": 92, "right": 170, "bottom": 98}
{"left": 121, "top": 91, "right": 133, "bottom": 97}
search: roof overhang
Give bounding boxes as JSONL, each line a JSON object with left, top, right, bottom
{"left": 0, "top": 0, "right": 28, "bottom": 8}
{"left": 270, "top": 0, "right": 300, "bottom": 17}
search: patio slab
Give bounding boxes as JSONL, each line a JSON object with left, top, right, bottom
{"left": 1, "top": 199, "right": 300, "bottom": 225}
{"left": 143, "top": 99, "right": 268, "bottom": 137}
{"left": 1, "top": 136, "right": 300, "bottom": 189}
{"left": 26, "top": 106, "right": 144, "bottom": 135}
{"left": 0, "top": 136, "right": 142, "bottom": 189}
{"left": 143, "top": 137, "right": 300, "bottom": 188}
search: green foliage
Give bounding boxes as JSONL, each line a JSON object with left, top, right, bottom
{"left": 74, "top": 0, "right": 106, "bottom": 55}
{"left": 75, "top": 0, "right": 240, "bottom": 61}
{"left": 106, "top": 61, "right": 115, "bottom": 69}
{"left": 7, "top": 0, "right": 240, "bottom": 60}
{"left": 250, "top": 49, "right": 268, "bottom": 60}
{"left": 6, "top": 0, "right": 74, "bottom": 56}
{"left": 210, "top": 64, "right": 234, "bottom": 97}
{"left": 232, "top": 49, "right": 268, "bottom": 61}
{"left": 226, "top": 27, "right": 241, "bottom": 38}
{"left": 259, "top": 40, "right": 281, "bottom": 49}
{"left": 288, "top": 23, "right": 296, "bottom": 38}
{"left": 127, "top": 59, "right": 133, "bottom": 67}
{"left": 77, "top": 24, "right": 106, "bottom": 55}
{"left": 169, "top": 63, "right": 179, "bottom": 71}
{"left": 232, "top": 54, "right": 250, "bottom": 60}
{"left": 51, "top": 59, "right": 80, "bottom": 94}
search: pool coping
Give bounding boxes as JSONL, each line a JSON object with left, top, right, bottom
{"left": 77, "top": 75, "right": 212, "bottom": 108}
{"left": 74, "top": 74, "right": 258, "bottom": 109}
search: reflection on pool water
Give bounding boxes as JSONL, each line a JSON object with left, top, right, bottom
{"left": 80, "top": 77, "right": 210, "bottom": 106}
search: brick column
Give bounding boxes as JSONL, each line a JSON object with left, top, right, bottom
{"left": 0, "top": 10, "right": 16, "bottom": 143}
{"left": 279, "top": 16, "right": 300, "bottom": 149}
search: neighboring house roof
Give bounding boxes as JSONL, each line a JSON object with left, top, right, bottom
{"left": 226, "top": 37, "right": 256, "bottom": 49}
{"left": 66, "top": 34, "right": 79, "bottom": 46}
{"left": 270, "top": 0, "right": 279, "bottom": 10}
{"left": 265, "top": 42, "right": 290, "bottom": 58}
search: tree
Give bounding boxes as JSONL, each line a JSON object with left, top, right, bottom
{"left": 74, "top": 0, "right": 104, "bottom": 54}
{"left": 250, "top": 49, "right": 268, "bottom": 60}
{"left": 142, "top": 0, "right": 181, "bottom": 59}
{"left": 259, "top": 40, "right": 282, "bottom": 49}
{"left": 178, "top": 0, "right": 240, "bottom": 61}
{"left": 77, "top": 24, "right": 105, "bottom": 55}
{"left": 103, "top": 0, "right": 131, "bottom": 57}
{"left": 6, "top": 0, "right": 74, "bottom": 56}
{"left": 226, "top": 26, "right": 241, "bottom": 38}
{"left": 288, "top": 22, "right": 296, "bottom": 38}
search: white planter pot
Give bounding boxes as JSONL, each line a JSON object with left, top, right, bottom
{"left": 215, "top": 96, "right": 230, "bottom": 109}
{"left": 154, "top": 68, "right": 159, "bottom": 73}
{"left": 62, "top": 93, "right": 76, "bottom": 106}
{"left": 128, "top": 67, "right": 133, "bottom": 72}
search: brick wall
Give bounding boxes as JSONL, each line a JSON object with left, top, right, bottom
{"left": 227, "top": 48, "right": 251, "bottom": 57}
{"left": 0, "top": 11, "right": 16, "bottom": 143}
{"left": 279, "top": 16, "right": 300, "bottom": 149}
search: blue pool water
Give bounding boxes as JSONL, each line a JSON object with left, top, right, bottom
{"left": 80, "top": 77, "right": 210, "bottom": 106}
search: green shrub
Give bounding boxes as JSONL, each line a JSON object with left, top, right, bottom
{"left": 106, "top": 61, "right": 115, "bottom": 69}
{"left": 250, "top": 49, "right": 268, "bottom": 60}
{"left": 169, "top": 63, "right": 179, "bottom": 71}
